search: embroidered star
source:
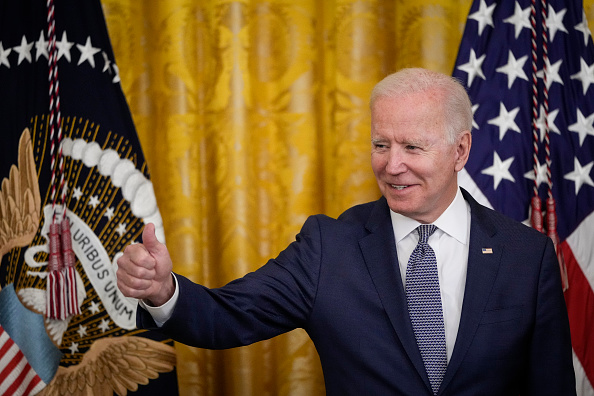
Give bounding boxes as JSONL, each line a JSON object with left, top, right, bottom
{"left": 564, "top": 157, "right": 594, "bottom": 195}
{"left": 88, "top": 195, "right": 100, "bottom": 208}
{"left": 116, "top": 222, "right": 127, "bottom": 236}
{"left": 98, "top": 319, "right": 111, "bottom": 333}
{"left": 546, "top": 5, "right": 568, "bottom": 42}
{"left": 571, "top": 58, "right": 594, "bottom": 95}
{"left": 503, "top": 2, "right": 531, "bottom": 39}
{"left": 468, "top": 0, "right": 496, "bottom": 35}
{"left": 56, "top": 31, "right": 74, "bottom": 62}
{"left": 537, "top": 58, "right": 564, "bottom": 90}
{"left": 457, "top": 49, "right": 486, "bottom": 86}
{"left": 112, "top": 63, "right": 121, "bottom": 83}
{"left": 472, "top": 104, "right": 480, "bottom": 130}
{"left": 35, "top": 31, "right": 49, "bottom": 61}
{"left": 535, "top": 106, "right": 561, "bottom": 141}
{"left": 14, "top": 35, "right": 33, "bottom": 65}
{"left": 102, "top": 51, "right": 111, "bottom": 73}
{"left": 77, "top": 325, "right": 88, "bottom": 338}
{"left": 72, "top": 186, "right": 83, "bottom": 200}
{"left": 482, "top": 152, "right": 516, "bottom": 190}
{"left": 575, "top": 11, "right": 592, "bottom": 46}
{"left": 488, "top": 102, "right": 521, "bottom": 140}
{"left": 88, "top": 300, "right": 101, "bottom": 314}
{"left": 68, "top": 342, "right": 79, "bottom": 355}
{"left": 568, "top": 108, "right": 594, "bottom": 146}
{"left": 104, "top": 206, "right": 115, "bottom": 220}
{"left": 0, "top": 42, "right": 11, "bottom": 68}
{"left": 524, "top": 161, "right": 548, "bottom": 188}
{"left": 496, "top": 50, "right": 528, "bottom": 89}
{"left": 77, "top": 36, "right": 101, "bottom": 67}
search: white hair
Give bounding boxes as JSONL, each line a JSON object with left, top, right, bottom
{"left": 370, "top": 68, "right": 473, "bottom": 144}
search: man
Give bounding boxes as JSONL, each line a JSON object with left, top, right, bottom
{"left": 117, "top": 68, "right": 575, "bottom": 395}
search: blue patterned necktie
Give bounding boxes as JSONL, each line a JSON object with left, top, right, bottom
{"left": 405, "top": 224, "right": 447, "bottom": 395}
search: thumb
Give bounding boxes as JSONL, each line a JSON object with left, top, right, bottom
{"left": 142, "top": 223, "right": 161, "bottom": 254}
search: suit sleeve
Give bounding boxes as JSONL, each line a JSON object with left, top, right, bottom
{"left": 137, "top": 215, "right": 323, "bottom": 349}
{"left": 524, "top": 237, "right": 576, "bottom": 395}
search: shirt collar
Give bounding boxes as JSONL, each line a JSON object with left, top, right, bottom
{"left": 390, "top": 187, "right": 468, "bottom": 244}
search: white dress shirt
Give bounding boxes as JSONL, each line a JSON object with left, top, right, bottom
{"left": 390, "top": 187, "right": 471, "bottom": 362}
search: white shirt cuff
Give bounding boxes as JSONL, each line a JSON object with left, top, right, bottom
{"left": 138, "top": 273, "right": 179, "bottom": 327}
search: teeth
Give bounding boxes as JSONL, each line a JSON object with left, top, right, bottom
{"left": 391, "top": 185, "right": 407, "bottom": 190}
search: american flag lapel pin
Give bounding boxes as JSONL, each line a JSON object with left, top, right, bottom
{"left": 482, "top": 248, "right": 493, "bottom": 254}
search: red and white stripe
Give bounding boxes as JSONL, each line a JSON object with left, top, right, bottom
{"left": 0, "top": 326, "right": 46, "bottom": 396}
{"left": 563, "top": 212, "right": 594, "bottom": 396}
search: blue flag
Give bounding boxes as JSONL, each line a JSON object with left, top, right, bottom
{"left": 453, "top": 0, "right": 594, "bottom": 393}
{"left": 0, "top": 0, "right": 178, "bottom": 394}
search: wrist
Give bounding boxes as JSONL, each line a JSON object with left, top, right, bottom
{"left": 147, "top": 273, "right": 175, "bottom": 307}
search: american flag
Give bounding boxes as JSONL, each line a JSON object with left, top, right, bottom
{"left": 0, "top": 326, "right": 44, "bottom": 395}
{"left": 454, "top": 0, "right": 594, "bottom": 394}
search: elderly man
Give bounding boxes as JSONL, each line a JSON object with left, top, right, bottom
{"left": 117, "top": 68, "right": 575, "bottom": 395}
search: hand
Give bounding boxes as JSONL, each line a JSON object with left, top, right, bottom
{"left": 116, "top": 223, "right": 175, "bottom": 306}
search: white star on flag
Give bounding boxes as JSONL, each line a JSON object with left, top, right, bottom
{"left": 495, "top": 50, "right": 529, "bottom": 88}
{"left": 535, "top": 106, "right": 561, "bottom": 141}
{"left": 472, "top": 104, "right": 480, "bottom": 129}
{"left": 0, "top": 42, "right": 11, "bottom": 68}
{"left": 487, "top": 102, "right": 521, "bottom": 140}
{"left": 503, "top": 2, "right": 531, "bottom": 39}
{"left": 538, "top": 58, "right": 564, "bottom": 90}
{"left": 14, "top": 35, "right": 33, "bottom": 65}
{"left": 457, "top": 49, "right": 486, "bottom": 86}
{"left": 35, "top": 31, "right": 48, "bottom": 61}
{"left": 546, "top": 5, "right": 568, "bottom": 42}
{"left": 575, "top": 11, "right": 592, "bottom": 46}
{"left": 481, "top": 151, "right": 516, "bottom": 189}
{"left": 77, "top": 36, "right": 101, "bottom": 67}
{"left": 564, "top": 157, "right": 594, "bottom": 194}
{"left": 523, "top": 161, "right": 548, "bottom": 187}
{"left": 56, "top": 31, "right": 74, "bottom": 62}
{"left": 570, "top": 58, "right": 594, "bottom": 95}
{"left": 468, "top": 0, "right": 496, "bottom": 35}
{"left": 568, "top": 108, "right": 594, "bottom": 146}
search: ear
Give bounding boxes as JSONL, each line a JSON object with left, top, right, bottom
{"left": 454, "top": 130, "right": 472, "bottom": 172}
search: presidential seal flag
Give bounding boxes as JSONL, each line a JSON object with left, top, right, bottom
{"left": 0, "top": 1, "right": 178, "bottom": 395}
{"left": 453, "top": 0, "right": 594, "bottom": 394}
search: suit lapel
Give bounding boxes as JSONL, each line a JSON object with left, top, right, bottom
{"left": 439, "top": 190, "right": 503, "bottom": 393}
{"left": 358, "top": 198, "right": 432, "bottom": 392}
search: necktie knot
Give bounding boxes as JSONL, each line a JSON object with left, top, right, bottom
{"left": 417, "top": 224, "right": 436, "bottom": 245}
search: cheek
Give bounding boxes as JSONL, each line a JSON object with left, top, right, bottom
{"left": 370, "top": 154, "right": 385, "bottom": 173}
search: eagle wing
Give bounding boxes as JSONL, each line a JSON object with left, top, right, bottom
{"left": 0, "top": 128, "right": 41, "bottom": 261}
{"left": 39, "top": 336, "right": 177, "bottom": 396}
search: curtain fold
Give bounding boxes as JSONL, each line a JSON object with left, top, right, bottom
{"left": 101, "top": 1, "right": 594, "bottom": 394}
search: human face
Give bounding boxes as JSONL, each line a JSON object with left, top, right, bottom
{"left": 370, "top": 91, "right": 471, "bottom": 224}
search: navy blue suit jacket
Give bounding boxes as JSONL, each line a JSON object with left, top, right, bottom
{"left": 138, "top": 189, "right": 575, "bottom": 395}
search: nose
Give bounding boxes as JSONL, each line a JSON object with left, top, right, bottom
{"left": 385, "top": 148, "right": 407, "bottom": 175}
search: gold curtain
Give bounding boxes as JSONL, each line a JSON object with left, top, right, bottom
{"left": 101, "top": 1, "right": 594, "bottom": 394}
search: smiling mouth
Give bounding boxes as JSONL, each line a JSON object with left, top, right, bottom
{"left": 390, "top": 184, "right": 409, "bottom": 190}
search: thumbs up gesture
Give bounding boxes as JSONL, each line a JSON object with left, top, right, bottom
{"left": 116, "top": 223, "right": 175, "bottom": 306}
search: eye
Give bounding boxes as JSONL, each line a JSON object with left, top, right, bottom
{"left": 405, "top": 145, "right": 419, "bottom": 150}
{"left": 372, "top": 140, "right": 388, "bottom": 150}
